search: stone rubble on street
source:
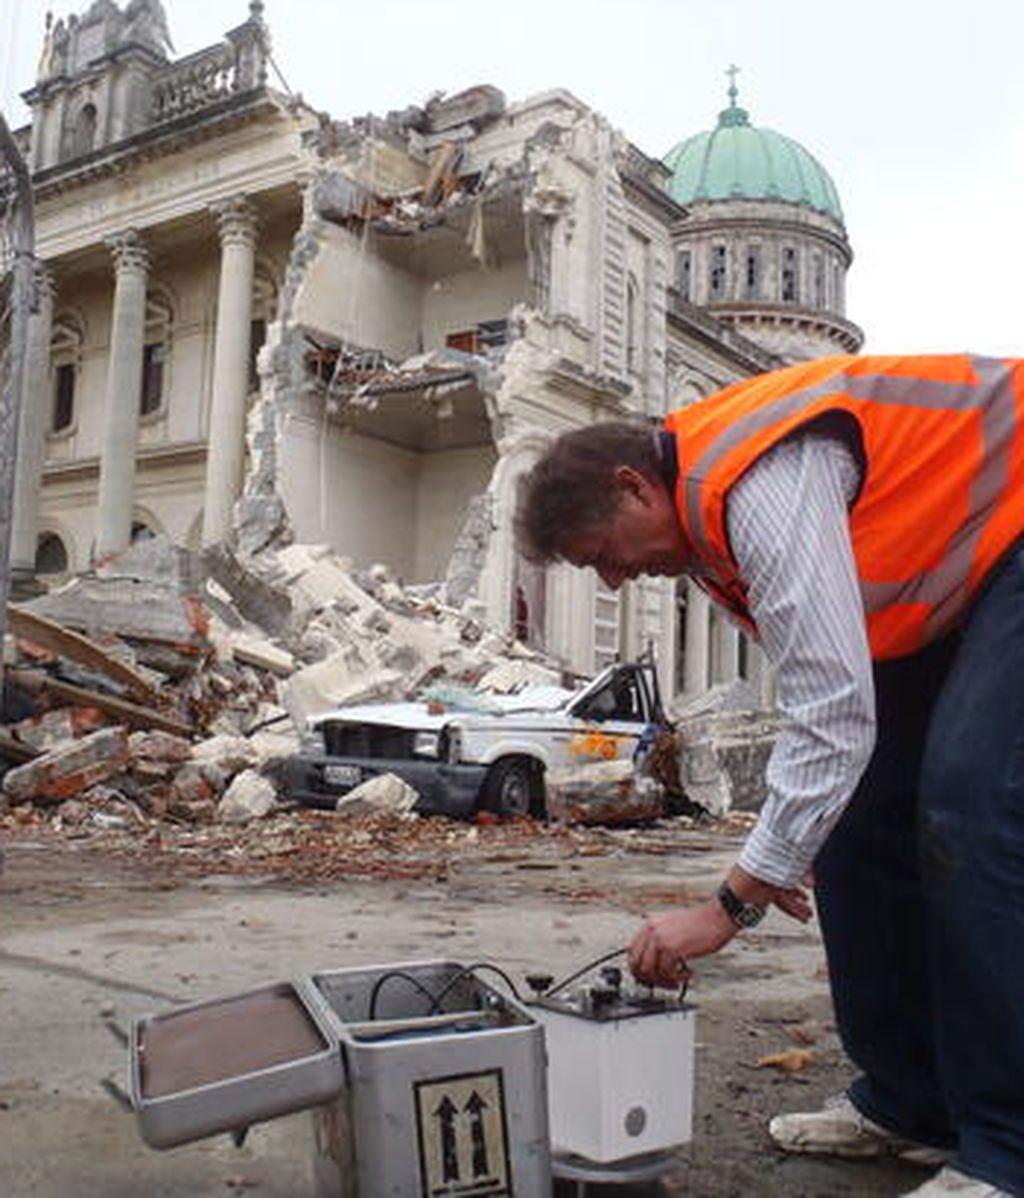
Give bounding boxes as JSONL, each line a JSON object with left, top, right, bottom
{"left": 0, "top": 533, "right": 777, "bottom": 862}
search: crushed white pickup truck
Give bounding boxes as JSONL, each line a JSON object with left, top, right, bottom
{"left": 283, "top": 661, "right": 667, "bottom": 819}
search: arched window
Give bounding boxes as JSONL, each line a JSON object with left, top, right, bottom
{"left": 709, "top": 244, "right": 727, "bottom": 301}
{"left": 35, "top": 531, "right": 69, "bottom": 575}
{"left": 781, "top": 246, "right": 800, "bottom": 302}
{"left": 49, "top": 315, "right": 84, "bottom": 433}
{"left": 745, "top": 244, "right": 762, "bottom": 299}
{"left": 73, "top": 103, "right": 97, "bottom": 157}
{"left": 675, "top": 249, "right": 692, "bottom": 302}
{"left": 140, "top": 291, "right": 173, "bottom": 417}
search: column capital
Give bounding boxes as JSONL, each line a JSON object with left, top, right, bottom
{"left": 105, "top": 229, "right": 150, "bottom": 276}
{"left": 211, "top": 196, "right": 258, "bottom": 249}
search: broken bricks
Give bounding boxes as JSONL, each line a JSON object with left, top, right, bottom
{"left": 3, "top": 727, "right": 130, "bottom": 806}
{"left": 0, "top": 532, "right": 593, "bottom": 839}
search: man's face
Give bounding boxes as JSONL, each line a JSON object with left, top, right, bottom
{"left": 560, "top": 466, "right": 691, "bottom": 589}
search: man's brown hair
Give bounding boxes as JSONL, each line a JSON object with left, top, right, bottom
{"left": 514, "top": 421, "right": 661, "bottom": 563}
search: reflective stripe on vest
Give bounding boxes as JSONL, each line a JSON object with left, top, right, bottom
{"left": 665, "top": 354, "right": 1024, "bottom": 659}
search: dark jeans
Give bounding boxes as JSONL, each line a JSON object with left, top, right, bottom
{"left": 815, "top": 540, "right": 1024, "bottom": 1195}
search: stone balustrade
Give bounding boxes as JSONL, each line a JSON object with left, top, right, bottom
{"left": 150, "top": 21, "right": 267, "bottom": 125}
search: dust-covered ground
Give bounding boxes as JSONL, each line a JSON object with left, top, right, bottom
{"left": 0, "top": 815, "right": 931, "bottom": 1197}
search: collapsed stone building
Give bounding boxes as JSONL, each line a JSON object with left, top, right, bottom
{"left": 5, "top": 0, "right": 862, "bottom": 707}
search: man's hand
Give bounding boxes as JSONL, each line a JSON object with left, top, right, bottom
{"left": 628, "top": 867, "right": 815, "bottom": 988}
{"left": 772, "top": 886, "right": 813, "bottom": 922}
{"left": 726, "top": 864, "right": 813, "bottom": 925}
{"left": 628, "top": 901, "right": 736, "bottom": 988}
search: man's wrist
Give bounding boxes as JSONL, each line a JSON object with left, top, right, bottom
{"left": 726, "top": 864, "right": 778, "bottom": 907}
{"left": 716, "top": 880, "right": 767, "bottom": 929}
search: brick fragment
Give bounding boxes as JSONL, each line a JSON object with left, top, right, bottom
{"left": 2, "top": 727, "right": 130, "bottom": 806}
{"left": 129, "top": 730, "right": 193, "bottom": 764}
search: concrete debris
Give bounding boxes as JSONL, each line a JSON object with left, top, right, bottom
{"left": 545, "top": 758, "right": 664, "bottom": 826}
{"left": 12, "top": 706, "right": 107, "bottom": 752}
{"left": 168, "top": 762, "right": 220, "bottom": 805}
{"left": 128, "top": 730, "right": 193, "bottom": 764}
{"left": 7, "top": 605, "right": 160, "bottom": 703}
{"left": 334, "top": 773, "right": 419, "bottom": 818}
{"left": 80, "top": 785, "right": 147, "bottom": 829}
{"left": 21, "top": 574, "right": 209, "bottom": 656}
{"left": 677, "top": 679, "right": 767, "bottom": 718}
{"left": 229, "top": 633, "right": 295, "bottom": 677}
{"left": 218, "top": 770, "right": 278, "bottom": 824}
{"left": 3, "top": 727, "right": 130, "bottom": 806}
{"left": 475, "top": 658, "right": 564, "bottom": 694}
{"left": 674, "top": 684, "right": 779, "bottom": 815}
{"left": 423, "top": 85, "right": 506, "bottom": 135}
{"left": 443, "top": 494, "right": 494, "bottom": 610}
{"left": 283, "top": 658, "right": 405, "bottom": 731}
{"left": 95, "top": 533, "right": 202, "bottom": 594}
{"left": 9, "top": 668, "right": 194, "bottom": 737}
{"left": 0, "top": 530, "right": 632, "bottom": 837}
{"left": 191, "top": 734, "right": 260, "bottom": 776}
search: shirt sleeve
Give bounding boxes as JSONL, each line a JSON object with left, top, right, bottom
{"left": 724, "top": 432, "right": 876, "bottom": 889}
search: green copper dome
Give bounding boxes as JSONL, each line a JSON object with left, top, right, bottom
{"left": 664, "top": 83, "right": 844, "bottom": 225}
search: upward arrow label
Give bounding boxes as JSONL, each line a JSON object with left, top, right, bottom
{"left": 414, "top": 1069, "right": 512, "bottom": 1196}
{"left": 465, "top": 1090, "right": 490, "bottom": 1178}
{"left": 433, "top": 1095, "right": 460, "bottom": 1182}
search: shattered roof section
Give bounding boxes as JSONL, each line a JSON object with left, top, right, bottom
{"left": 311, "top": 84, "right": 508, "bottom": 167}
{"left": 308, "top": 342, "right": 502, "bottom": 401}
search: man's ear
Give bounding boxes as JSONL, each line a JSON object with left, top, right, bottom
{"left": 612, "top": 465, "right": 657, "bottom": 506}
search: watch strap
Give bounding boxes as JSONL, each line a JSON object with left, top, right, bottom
{"left": 717, "top": 881, "right": 766, "bottom": 929}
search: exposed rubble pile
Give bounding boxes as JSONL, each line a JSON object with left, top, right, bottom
{"left": 0, "top": 534, "right": 562, "bottom": 842}
{"left": 311, "top": 84, "right": 512, "bottom": 241}
{"left": 672, "top": 680, "right": 780, "bottom": 814}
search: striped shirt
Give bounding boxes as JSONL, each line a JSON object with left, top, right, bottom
{"left": 724, "top": 431, "right": 875, "bottom": 889}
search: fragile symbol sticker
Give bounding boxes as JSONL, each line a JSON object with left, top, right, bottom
{"left": 414, "top": 1069, "right": 512, "bottom": 1196}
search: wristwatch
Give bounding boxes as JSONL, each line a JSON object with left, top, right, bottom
{"left": 717, "top": 881, "right": 767, "bottom": 929}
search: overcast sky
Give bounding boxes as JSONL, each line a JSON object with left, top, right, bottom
{"left": 3, "top": 0, "right": 1023, "bottom": 357}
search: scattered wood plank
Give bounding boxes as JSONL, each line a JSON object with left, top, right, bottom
{"left": 8, "top": 606, "right": 162, "bottom": 704}
{"left": 9, "top": 670, "right": 193, "bottom": 738}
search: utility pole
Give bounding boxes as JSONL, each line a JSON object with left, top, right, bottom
{"left": 0, "top": 109, "right": 36, "bottom": 700}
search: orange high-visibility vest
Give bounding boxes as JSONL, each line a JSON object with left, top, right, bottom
{"left": 664, "top": 353, "right": 1024, "bottom": 659}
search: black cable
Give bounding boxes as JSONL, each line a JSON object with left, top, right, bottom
{"left": 243, "top": 711, "right": 290, "bottom": 736}
{"left": 367, "top": 971, "right": 442, "bottom": 1021}
{"left": 543, "top": 947, "right": 627, "bottom": 998}
{"left": 428, "top": 963, "right": 523, "bottom": 1014}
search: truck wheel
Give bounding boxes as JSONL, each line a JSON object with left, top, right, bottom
{"left": 480, "top": 757, "right": 543, "bottom": 819}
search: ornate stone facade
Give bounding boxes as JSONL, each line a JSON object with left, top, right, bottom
{"left": 6, "top": 5, "right": 861, "bottom": 702}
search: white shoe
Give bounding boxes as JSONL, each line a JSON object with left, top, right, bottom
{"left": 902, "top": 1165, "right": 1011, "bottom": 1196}
{"left": 768, "top": 1093, "right": 948, "bottom": 1165}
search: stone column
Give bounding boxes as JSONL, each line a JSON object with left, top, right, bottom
{"left": 10, "top": 265, "right": 55, "bottom": 585}
{"left": 683, "top": 581, "right": 711, "bottom": 695}
{"left": 95, "top": 230, "right": 149, "bottom": 560}
{"left": 717, "top": 620, "right": 741, "bottom": 682}
{"left": 202, "top": 197, "right": 257, "bottom": 547}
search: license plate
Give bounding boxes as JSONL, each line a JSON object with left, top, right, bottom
{"left": 323, "top": 764, "right": 362, "bottom": 788}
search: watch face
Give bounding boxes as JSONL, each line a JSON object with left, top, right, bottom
{"left": 736, "top": 903, "right": 766, "bottom": 928}
{"left": 718, "top": 883, "right": 766, "bottom": 928}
